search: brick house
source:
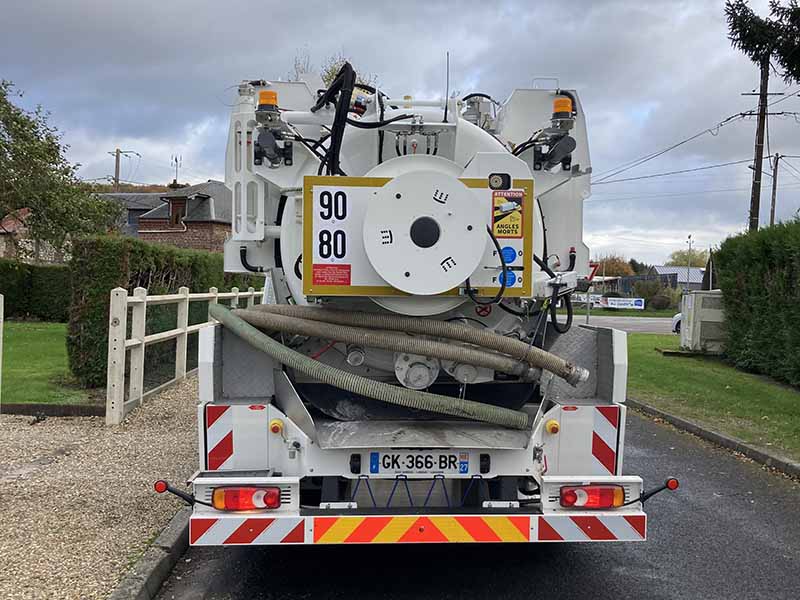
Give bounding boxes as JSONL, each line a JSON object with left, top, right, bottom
{"left": 137, "top": 181, "right": 232, "bottom": 252}
{"left": 100, "top": 192, "right": 164, "bottom": 236}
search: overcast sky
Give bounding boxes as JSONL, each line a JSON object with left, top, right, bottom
{"left": 2, "top": 0, "right": 799, "bottom": 264}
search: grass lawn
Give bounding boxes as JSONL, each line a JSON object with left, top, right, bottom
{"left": 628, "top": 333, "right": 800, "bottom": 462}
{"left": 560, "top": 307, "right": 677, "bottom": 318}
{"left": 1, "top": 322, "right": 92, "bottom": 405}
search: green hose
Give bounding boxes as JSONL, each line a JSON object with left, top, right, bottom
{"left": 209, "top": 303, "right": 532, "bottom": 430}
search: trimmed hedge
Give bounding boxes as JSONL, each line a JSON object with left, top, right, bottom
{"left": 0, "top": 258, "right": 71, "bottom": 321}
{"left": 716, "top": 219, "right": 800, "bottom": 386}
{"left": 67, "top": 236, "right": 259, "bottom": 388}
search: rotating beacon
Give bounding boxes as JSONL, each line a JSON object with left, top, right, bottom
{"left": 155, "top": 64, "right": 678, "bottom": 547}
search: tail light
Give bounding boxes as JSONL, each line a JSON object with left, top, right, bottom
{"left": 560, "top": 484, "right": 625, "bottom": 509}
{"left": 212, "top": 486, "right": 281, "bottom": 511}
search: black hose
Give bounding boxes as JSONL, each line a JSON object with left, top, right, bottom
{"left": 533, "top": 253, "right": 556, "bottom": 278}
{"left": 312, "top": 63, "right": 355, "bottom": 175}
{"left": 294, "top": 254, "right": 302, "bottom": 280}
{"left": 465, "top": 226, "right": 507, "bottom": 305}
{"left": 549, "top": 286, "right": 573, "bottom": 334}
{"left": 346, "top": 114, "right": 415, "bottom": 129}
{"left": 462, "top": 93, "right": 496, "bottom": 103}
{"left": 239, "top": 246, "right": 264, "bottom": 273}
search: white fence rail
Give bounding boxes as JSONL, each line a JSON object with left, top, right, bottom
{"left": 106, "top": 286, "right": 262, "bottom": 425}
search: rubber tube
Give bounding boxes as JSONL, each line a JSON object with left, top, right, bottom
{"left": 246, "top": 305, "right": 589, "bottom": 385}
{"left": 209, "top": 304, "right": 531, "bottom": 430}
{"left": 234, "top": 310, "right": 538, "bottom": 379}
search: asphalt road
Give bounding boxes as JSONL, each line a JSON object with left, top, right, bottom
{"left": 157, "top": 413, "right": 800, "bottom": 600}
{"left": 583, "top": 315, "right": 674, "bottom": 334}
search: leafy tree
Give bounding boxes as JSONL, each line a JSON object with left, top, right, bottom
{"left": 0, "top": 81, "right": 122, "bottom": 256}
{"left": 726, "top": 1, "right": 800, "bottom": 84}
{"left": 594, "top": 254, "right": 634, "bottom": 277}
{"left": 320, "top": 52, "right": 378, "bottom": 88}
{"left": 628, "top": 258, "right": 651, "bottom": 275}
{"left": 665, "top": 248, "right": 709, "bottom": 268}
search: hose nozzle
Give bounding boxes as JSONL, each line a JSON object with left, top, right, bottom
{"left": 565, "top": 364, "right": 590, "bottom": 386}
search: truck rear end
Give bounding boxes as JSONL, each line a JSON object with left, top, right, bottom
{"left": 156, "top": 65, "right": 676, "bottom": 546}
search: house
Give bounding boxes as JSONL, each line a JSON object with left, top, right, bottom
{"left": 650, "top": 265, "right": 705, "bottom": 291}
{"left": 100, "top": 192, "right": 164, "bottom": 236}
{"left": 137, "top": 180, "right": 232, "bottom": 252}
{"left": 0, "top": 208, "right": 67, "bottom": 264}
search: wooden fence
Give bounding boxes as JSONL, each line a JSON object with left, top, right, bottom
{"left": 106, "top": 286, "right": 263, "bottom": 425}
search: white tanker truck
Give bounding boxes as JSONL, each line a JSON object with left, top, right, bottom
{"left": 156, "top": 64, "right": 678, "bottom": 546}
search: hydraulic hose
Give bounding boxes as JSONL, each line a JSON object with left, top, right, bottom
{"left": 246, "top": 305, "right": 589, "bottom": 386}
{"left": 234, "top": 310, "right": 538, "bottom": 379}
{"left": 209, "top": 304, "right": 531, "bottom": 430}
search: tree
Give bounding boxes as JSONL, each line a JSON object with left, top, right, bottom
{"left": 594, "top": 254, "right": 634, "bottom": 277}
{"left": 628, "top": 258, "right": 651, "bottom": 275}
{"left": 665, "top": 248, "right": 709, "bottom": 268}
{"left": 725, "top": 1, "right": 800, "bottom": 230}
{"left": 0, "top": 81, "right": 122, "bottom": 257}
{"left": 320, "top": 51, "right": 378, "bottom": 88}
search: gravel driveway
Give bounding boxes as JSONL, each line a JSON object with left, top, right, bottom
{"left": 0, "top": 376, "right": 198, "bottom": 600}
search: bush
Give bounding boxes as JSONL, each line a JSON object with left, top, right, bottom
{"left": 633, "top": 279, "right": 662, "bottom": 302}
{"left": 602, "top": 291, "right": 622, "bottom": 298}
{"left": 0, "top": 258, "right": 70, "bottom": 321}
{"left": 716, "top": 219, "right": 800, "bottom": 386}
{"left": 649, "top": 295, "right": 671, "bottom": 310}
{"left": 67, "top": 235, "right": 259, "bottom": 388}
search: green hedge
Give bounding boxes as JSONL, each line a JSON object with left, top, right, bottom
{"left": 716, "top": 219, "right": 800, "bottom": 386}
{"left": 0, "top": 258, "right": 71, "bottom": 321}
{"left": 67, "top": 235, "right": 259, "bottom": 388}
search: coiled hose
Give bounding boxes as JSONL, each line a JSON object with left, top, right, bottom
{"left": 233, "top": 310, "right": 538, "bottom": 379}
{"left": 247, "top": 304, "right": 589, "bottom": 386}
{"left": 209, "top": 304, "right": 531, "bottom": 430}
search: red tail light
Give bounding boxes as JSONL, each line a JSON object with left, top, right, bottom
{"left": 212, "top": 486, "right": 281, "bottom": 511}
{"left": 560, "top": 485, "right": 625, "bottom": 509}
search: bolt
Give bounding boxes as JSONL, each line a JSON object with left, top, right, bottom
{"left": 405, "top": 271, "right": 410, "bottom": 277}
{"left": 395, "top": 193, "right": 402, "bottom": 199}
{"left": 467, "top": 225, "right": 473, "bottom": 231}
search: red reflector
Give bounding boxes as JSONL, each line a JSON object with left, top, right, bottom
{"left": 666, "top": 478, "right": 680, "bottom": 490}
{"left": 212, "top": 486, "right": 281, "bottom": 511}
{"left": 559, "top": 485, "right": 625, "bottom": 509}
{"left": 154, "top": 480, "right": 168, "bottom": 494}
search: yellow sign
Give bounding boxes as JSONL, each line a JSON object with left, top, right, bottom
{"left": 492, "top": 190, "right": 524, "bottom": 238}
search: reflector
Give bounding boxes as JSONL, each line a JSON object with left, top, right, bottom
{"left": 154, "top": 480, "right": 168, "bottom": 494}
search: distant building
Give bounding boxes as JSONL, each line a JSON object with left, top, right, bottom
{"left": 136, "top": 180, "right": 231, "bottom": 253}
{"left": 0, "top": 208, "right": 67, "bottom": 264}
{"left": 650, "top": 265, "right": 705, "bottom": 291}
{"left": 101, "top": 192, "right": 164, "bottom": 236}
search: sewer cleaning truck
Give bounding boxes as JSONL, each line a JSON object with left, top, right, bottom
{"left": 156, "top": 63, "right": 677, "bottom": 546}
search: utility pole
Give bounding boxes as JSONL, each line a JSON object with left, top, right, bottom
{"left": 747, "top": 57, "right": 769, "bottom": 232}
{"left": 686, "top": 234, "right": 693, "bottom": 292}
{"left": 107, "top": 148, "right": 140, "bottom": 191}
{"left": 770, "top": 153, "right": 780, "bottom": 226}
{"left": 171, "top": 155, "right": 182, "bottom": 184}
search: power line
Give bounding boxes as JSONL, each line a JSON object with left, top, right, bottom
{"left": 780, "top": 158, "right": 800, "bottom": 184}
{"left": 587, "top": 182, "right": 800, "bottom": 203}
{"left": 592, "top": 113, "right": 747, "bottom": 182}
{"left": 594, "top": 159, "right": 755, "bottom": 185}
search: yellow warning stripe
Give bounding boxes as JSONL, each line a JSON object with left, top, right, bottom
{"left": 314, "top": 516, "right": 529, "bottom": 543}
{"left": 316, "top": 517, "right": 365, "bottom": 543}
{"left": 484, "top": 517, "right": 528, "bottom": 542}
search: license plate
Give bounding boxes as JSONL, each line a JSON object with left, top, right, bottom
{"left": 368, "top": 451, "right": 470, "bottom": 475}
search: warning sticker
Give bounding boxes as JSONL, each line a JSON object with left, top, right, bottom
{"left": 492, "top": 190, "right": 524, "bottom": 239}
{"left": 312, "top": 264, "right": 351, "bottom": 286}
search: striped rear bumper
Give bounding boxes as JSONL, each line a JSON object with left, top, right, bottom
{"left": 189, "top": 513, "right": 646, "bottom": 545}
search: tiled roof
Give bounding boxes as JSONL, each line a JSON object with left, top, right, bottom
{"left": 139, "top": 180, "right": 231, "bottom": 224}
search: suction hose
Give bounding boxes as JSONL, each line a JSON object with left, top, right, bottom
{"left": 209, "top": 304, "right": 531, "bottom": 430}
{"left": 233, "top": 310, "right": 539, "bottom": 380}
{"left": 247, "top": 304, "right": 589, "bottom": 386}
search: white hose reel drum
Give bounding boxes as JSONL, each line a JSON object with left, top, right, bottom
{"left": 362, "top": 170, "right": 487, "bottom": 295}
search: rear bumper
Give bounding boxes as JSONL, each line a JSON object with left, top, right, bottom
{"left": 189, "top": 512, "right": 647, "bottom": 545}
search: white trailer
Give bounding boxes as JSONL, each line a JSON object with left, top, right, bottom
{"left": 156, "top": 64, "right": 677, "bottom": 546}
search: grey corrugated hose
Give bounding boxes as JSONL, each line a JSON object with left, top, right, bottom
{"left": 247, "top": 304, "right": 589, "bottom": 386}
{"left": 209, "top": 303, "right": 532, "bottom": 430}
{"left": 234, "top": 310, "right": 538, "bottom": 379}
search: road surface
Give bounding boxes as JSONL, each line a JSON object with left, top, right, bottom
{"left": 582, "top": 315, "right": 674, "bottom": 334}
{"left": 157, "top": 413, "right": 800, "bottom": 600}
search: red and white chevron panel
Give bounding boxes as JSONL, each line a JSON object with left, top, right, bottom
{"left": 205, "top": 405, "right": 234, "bottom": 470}
{"left": 592, "top": 406, "right": 620, "bottom": 475}
{"left": 190, "top": 516, "right": 307, "bottom": 545}
{"left": 537, "top": 514, "right": 646, "bottom": 542}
